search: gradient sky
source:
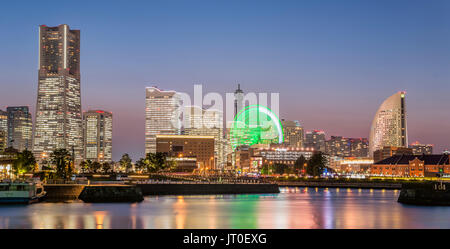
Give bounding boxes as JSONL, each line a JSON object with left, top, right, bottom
{"left": 0, "top": 0, "right": 449, "bottom": 161}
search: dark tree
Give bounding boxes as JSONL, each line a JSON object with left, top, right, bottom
{"left": 50, "top": 149, "right": 73, "bottom": 179}
{"left": 294, "top": 155, "right": 307, "bottom": 175}
{"left": 13, "top": 149, "right": 36, "bottom": 176}
{"left": 306, "top": 152, "right": 328, "bottom": 177}
{"left": 119, "top": 154, "right": 133, "bottom": 173}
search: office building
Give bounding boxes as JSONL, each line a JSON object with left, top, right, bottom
{"left": 145, "top": 87, "right": 180, "bottom": 154}
{"left": 0, "top": 111, "right": 7, "bottom": 151}
{"left": 83, "top": 110, "right": 112, "bottom": 162}
{"left": 369, "top": 91, "right": 408, "bottom": 157}
{"left": 305, "top": 130, "right": 326, "bottom": 152}
{"left": 7, "top": 106, "right": 32, "bottom": 151}
{"left": 33, "top": 24, "right": 83, "bottom": 163}
{"left": 410, "top": 142, "right": 433, "bottom": 155}
{"left": 373, "top": 146, "right": 413, "bottom": 163}
{"left": 281, "top": 119, "right": 304, "bottom": 148}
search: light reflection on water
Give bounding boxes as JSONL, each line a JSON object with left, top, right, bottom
{"left": 1, "top": 187, "right": 450, "bottom": 229}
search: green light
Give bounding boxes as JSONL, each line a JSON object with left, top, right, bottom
{"left": 230, "top": 105, "right": 284, "bottom": 150}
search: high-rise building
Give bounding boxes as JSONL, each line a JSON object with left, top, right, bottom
{"left": 325, "top": 136, "right": 369, "bottom": 158}
{"left": 410, "top": 141, "right": 433, "bottom": 155}
{"left": 7, "top": 106, "right": 32, "bottom": 151}
{"left": 184, "top": 106, "right": 225, "bottom": 168}
{"left": 83, "top": 110, "right": 112, "bottom": 162}
{"left": 234, "top": 84, "right": 244, "bottom": 118}
{"left": 369, "top": 91, "right": 408, "bottom": 158}
{"left": 33, "top": 24, "right": 83, "bottom": 163}
{"left": 145, "top": 87, "right": 180, "bottom": 154}
{"left": 304, "top": 130, "right": 326, "bottom": 152}
{"left": 0, "top": 111, "right": 7, "bottom": 151}
{"left": 281, "top": 120, "right": 304, "bottom": 148}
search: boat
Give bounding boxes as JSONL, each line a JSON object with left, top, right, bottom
{"left": 0, "top": 180, "right": 47, "bottom": 204}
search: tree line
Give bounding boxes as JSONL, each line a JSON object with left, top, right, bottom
{"left": 260, "top": 152, "right": 330, "bottom": 177}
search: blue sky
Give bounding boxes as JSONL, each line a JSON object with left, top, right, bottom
{"left": 0, "top": 0, "right": 449, "bottom": 160}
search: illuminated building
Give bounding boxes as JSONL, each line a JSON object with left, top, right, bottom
{"left": 332, "top": 157, "right": 374, "bottom": 175}
{"left": 369, "top": 91, "right": 408, "bottom": 157}
{"left": 234, "top": 84, "right": 244, "bottom": 117}
{"left": 184, "top": 106, "right": 225, "bottom": 169}
{"left": 410, "top": 141, "right": 433, "bottom": 155}
{"left": 281, "top": 119, "right": 304, "bottom": 148}
{"left": 33, "top": 24, "right": 83, "bottom": 164}
{"left": 7, "top": 106, "right": 32, "bottom": 151}
{"left": 304, "top": 130, "right": 326, "bottom": 152}
{"left": 0, "top": 148, "right": 19, "bottom": 179}
{"left": 373, "top": 146, "right": 413, "bottom": 163}
{"left": 0, "top": 111, "right": 7, "bottom": 151}
{"left": 83, "top": 110, "right": 112, "bottom": 162}
{"left": 325, "top": 136, "right": 368, "bottom": 158}
{"left": 145, "top": 87, "right": 180, "bottom": 154}
{"left": 371, "top": 154, "right": 450, "bottom": 177}
{"left": 155, "top": 135, "right": 215, "bottom": 170}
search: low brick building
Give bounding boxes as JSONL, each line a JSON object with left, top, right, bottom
{"left": 371, "top": 154, "right": 450, "bottom": 177}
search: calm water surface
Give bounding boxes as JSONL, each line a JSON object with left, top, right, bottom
{"left": 1, "top": 187, "right": 450, "bottom": 229}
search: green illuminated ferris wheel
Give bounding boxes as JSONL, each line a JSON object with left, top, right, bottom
{"left": 230, "top": 105, "right": 284, "bottom": 150}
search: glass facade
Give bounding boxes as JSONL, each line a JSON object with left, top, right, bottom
{"left": 369, "top": 92, "right": 408, "bottom": 157}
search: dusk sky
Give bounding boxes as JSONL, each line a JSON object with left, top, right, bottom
{"left": 1, "top": 0, "right": 449, "bottom": 161}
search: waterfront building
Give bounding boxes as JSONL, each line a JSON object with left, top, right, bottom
{"left": 145, "top": 87, "right": 180, "bottom": 154}
{"left": 369, "top": 91, "right": 408, "bottom": 158}
{"left": 0, "top": 148, "right": 19, "bottom": 179}
{"left": 281, "top": 119, "right": 304, "bottom": 148}
{"left": 371, "top": 154, "right": 450, "bottom": 177}
{"left": 234, "top": 84, "right": 244, "bottom": 118}
{"left": 410, "top": 141, "right": 433, "bottom": 155}
{"left": 155, "top": 135, "right": 215, "bottom": 170}
{"left": 7, "top": 106, "right": 32, "bottom": 151}
{"left": 184, "top": 105, "right": 224, "bottom": 169}
{"left": 304, "top": 130, "right": 326, "bottom": 152}
{"left": 83, "top": 110, "right": 113, "bottom": 162}
{"left": 373, "top": 146, "right": 413, "bottom": 163}
{"left": 33, "top": 24, "right": 83, "bottom": 164}
{"left": 332, "top": 157, "right": 373, "bottom": 175}
{"left": 0, "top": 110, "right": 7, "bottom": 151}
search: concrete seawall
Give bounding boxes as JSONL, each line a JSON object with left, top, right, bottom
{"left": 277, "top": 181, "right": 402, "bottom": 189}
{"left": 79, "top": 185, "right": 144, "bottom": 203}
{"left": 44, "top": 184, "right": 86, "bottom": 200}
{"left": 398, "top": 182, "right": 450, "bottom": 205}
{"left": 137, "top": 183, "right": 280, "bottom": 195}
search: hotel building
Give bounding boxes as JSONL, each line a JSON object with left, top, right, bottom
{"left": 281, "top": 119, "right": 304, "bottom": 148}
{"left": 145, "top": 87, "right": 180, "bottom": 154}
{"left": 369, "top": 91, "right": 408, "bottom": 158}
{"left": 83, "top": 110, "right": 112, "bottom": 162}
{"left": 33, "top": 24, "right": 83, "bottom": 163}
{"left": 7, "top": 106, "right": 33, "bottom": 151}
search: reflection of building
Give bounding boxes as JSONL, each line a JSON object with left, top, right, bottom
{"left": 410, "top": 142, "right": 433, "bottom": 155}
{"left": 373, "top": 146, "right": 413, "bottom": 163}
{"left": 369, "top": 92, "right": 408, "bottom": 157}
{"left": 371, "top": 154, "right": 450, "bottom": 177}
{"left": 7, "top": 106, "right": 33, "bottom": 151}
{"left": 184, "top": 106, "right": 224, "bottom": 169}
{"left": 281, "top": 120, "right": 304, "bottom": 148}
{"left": 83, "top": 110, "right": 113, "bottom": 162}
{"left": 305, "top": 130, "right": 326, "bottom": 152}
{"left": 33, "top": 24, "right": 83, "bottom": 164}
{"left": 156, "top": 135, "right": 215, "bottom": 170}
{"left": 145, "top": 87, "right": 180, "bottom": 154}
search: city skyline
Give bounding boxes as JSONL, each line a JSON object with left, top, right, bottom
{"left": 1, "top": 1, "right": 449, "bottom": 160}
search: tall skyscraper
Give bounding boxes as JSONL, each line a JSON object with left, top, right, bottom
{"left": 369, "top": 92, "right": 408, "bottom": 157}
{"left": 304, "top": 130, "right": 326, "bottom": 152}
{"left": 281, "top": 119, "right": 304, "bottom": 148}
{"left": 7, "top": 106, "right": 32, "bottom": 151}
{"left": 83, "top": 110, "right": 113, "bottom": 162}
{"left": 234, "top": 84, "right": 244, "bottom": 118}
{"left": 184, "top": 105, "right": 224, "bottom": 168}
{"left": 33, "top": 24, "right": 83, "bottom": 164}
{"left": 145, "top": 87, "right": 180, "bottom": 154}
{"left": 0, "top": 110, "right": 7, "bottom": 151}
